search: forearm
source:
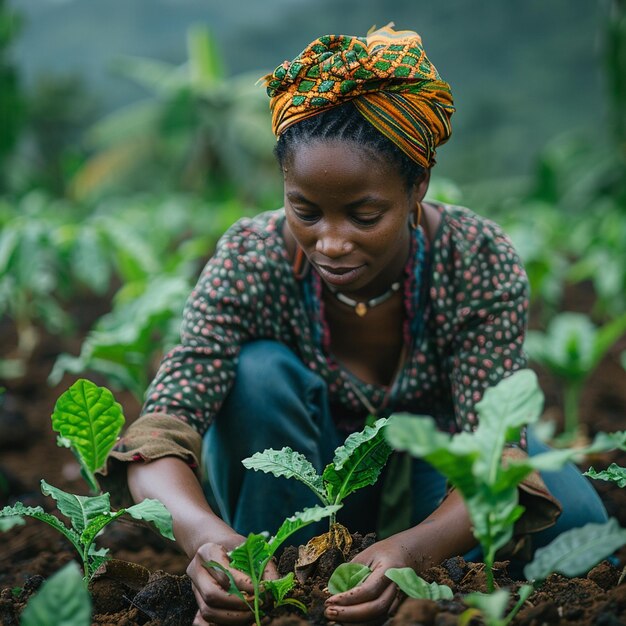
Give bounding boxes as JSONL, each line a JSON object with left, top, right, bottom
{"left": 397, "top": 488, "right": 476, "bottom": 570}
{"left": 127, "top": 456, "right": 240, "bottom": 558}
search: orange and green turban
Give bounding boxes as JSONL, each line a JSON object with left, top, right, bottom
{"left": 264, "top": 23, "right": 455, "bottom": 168}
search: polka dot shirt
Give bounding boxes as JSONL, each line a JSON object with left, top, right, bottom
{"left": 142, "top": 203, "right": 529, "bottom": 440}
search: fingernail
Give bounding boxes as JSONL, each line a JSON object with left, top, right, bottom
{"left": 326, "top": 607, "right": 338, "bottom": 617}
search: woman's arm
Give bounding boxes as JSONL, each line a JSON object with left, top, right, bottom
{"left": 128, "top": 458, "right": 264, "bottom": 625}
{"left": 324, "top": 489, "right": 475, "bottom": 623}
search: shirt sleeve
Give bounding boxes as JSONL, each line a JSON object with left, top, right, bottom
{"left": 140, "top": 218, "right": 280, "bottom": 435}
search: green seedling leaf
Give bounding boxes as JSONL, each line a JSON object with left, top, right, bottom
{"left": 0, "top": 502, "right": 81, "bottom": 553}
{"left": 20, "top": 561, "right": 92, "bottom": 626}
{"left": 328, "top": 563, "right": 372, "bottom": 594}
{"left": 268, "top": 505, "right": 341, "bottom": 556}
{"left": 204, "top": 560, "right": 251, "bottom": 605}
{"left": 0, "top": 515, "right": 25, "bottom": 531}
{"left": 40, "top": 480, "right": 111, "bottom": 534}
{"left": 385, "top": 567, "right": 453, "bottom": 600}
{"left": 51, "top": 379, "right": 125, "bottom": 492}
{"left": 324, "top": 418, "right": 393, "bottom": 504}
{"left": 585, "top": 463, "right": 626, "bottom": 487}
{"left": 242, "top": 447, "right": 326, "bottom": 502}
{"left": 263, "top": 572, "right": 300, "bottom": 608}
{"left": 464, "top": 589, "right": 510, "bottom": 624}
{"left": 125, "top": 498, "right": 175, "bottom": 540}
{"left": 524, "top": 518, "right": 626, "bottom": 582}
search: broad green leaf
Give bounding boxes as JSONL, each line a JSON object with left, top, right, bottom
{"left": 0, "top": 515, "right": 24, "bottom": 531}
{"left": 524, "top": 518, "right": 626, "bottom": 582}
{"left": 40, "top": 480, "right": 111, "bottom": 534}
{"left": 242, "top": 447, "right": 326, "bottom": 502}
{"left": 125, "top": 498, "right": 175, "bottom": 540}
{"left": 268, "top": 505, "right": 341, "bottom": 557}
{"left": 384, "top": 567, "right": 453, "bottom": 600}
{"left": 0, "top": 503, "right": 81, "bottom": 553}
{"left": 328, "top": 563, "right": 372, "bottom": 594}
{"left": 51, "top": 379, "right": 125, "bottom": 491}
{"left": 592, "top": 312, "right": 626, "bottom": 366}
{"left": 323, "top": 418, "right": 393, "bottom": 503}
{"left": 20, "top": 561, "right": 92, "bottom": 626}
{"left": 473, "top": 370, "right": 543, "bottom": 483}
{"left": 385, "top": 415, "right": 479, "bottom": 496}
{"left": 585, "top": 463, "right": 626, "bottom": 487}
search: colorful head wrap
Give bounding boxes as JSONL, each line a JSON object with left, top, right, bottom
{"left": 264, "top": 23, "right": 454, "bottom": 168}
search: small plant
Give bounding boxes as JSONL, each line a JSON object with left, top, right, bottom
{"left": 385, "top": 369, "right": 626, "bottom": 593}
{"left": 205, "top": 504, "right": 340, "bottom": 626}
{"left": 0, "top": 379, "right": 175, "bottom": 582}
{"left": 327, "top": 562, "right": 452, "bottom": 599}
{"left": 19, "top": 561, "right": 91, "bottom": 626}
{"left": 242, "top": 418, "right": 392, "bottom": 564}
{"left": 585, "top": 462, "right": 626, "bottom": 487}
{"left": 524, "top": 311, "right": 626, "bottom": 442}
{"left": 0, "top": 479, "right": 174, "bottom": 583}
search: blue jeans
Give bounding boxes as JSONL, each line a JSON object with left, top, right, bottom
{"left": 202, "top": 341, "right": 608, "bottom": 550}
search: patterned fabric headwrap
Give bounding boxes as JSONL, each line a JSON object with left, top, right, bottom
{"left": 264, "top": 23, "right": 454, "bottom": 168}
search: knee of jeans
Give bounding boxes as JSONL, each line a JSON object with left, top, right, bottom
{"left": 235, "top": 340, "right": 303, "bottom": 398}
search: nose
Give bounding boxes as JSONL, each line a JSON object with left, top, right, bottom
{"left": 315, "top": 228, "right": 353, "bottom": 258}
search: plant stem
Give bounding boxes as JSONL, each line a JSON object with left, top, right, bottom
{"left": 484, "top": 547, "right": 496, "bottom": 593}
{"left": 563, "top": 382, "right": 582, "bottom": 439}
{"left": 252, "top": 581, "right": 262, "bottom": 626}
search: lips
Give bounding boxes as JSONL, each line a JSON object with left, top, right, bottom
{"left": 314, "top": 262, "right": 366, "bottom": 286}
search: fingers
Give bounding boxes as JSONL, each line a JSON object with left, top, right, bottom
{"left": 187, "top": 542, "right": 255, "bottom": 624}
{"left": 325, "top": 571, "right": 397, "bottom": 623}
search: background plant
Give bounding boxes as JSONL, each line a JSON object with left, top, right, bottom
{"left": 525, "top": 311, "right": 626, "bottom": 441}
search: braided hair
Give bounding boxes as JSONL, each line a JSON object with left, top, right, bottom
{"left": 274, "top": 102, "right": 426, "bottom": 190}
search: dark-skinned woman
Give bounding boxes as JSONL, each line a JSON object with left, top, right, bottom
{"left": 99, "top": 24, "right": 608, "bottom": 625}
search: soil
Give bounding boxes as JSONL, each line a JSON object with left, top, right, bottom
{"left": 1, "top": 288, "right": 626, "bottom": 625}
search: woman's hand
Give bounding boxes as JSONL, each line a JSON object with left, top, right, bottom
{"left": 324, "top": 491, "right": 476, "bottom": 624}
{"left": 188, "top": 533, "right": 281, "bottom": 625}
{"left": 323, "top": 533, "right": 421, "bottom": 624}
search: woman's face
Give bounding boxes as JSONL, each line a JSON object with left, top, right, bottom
{"left": 283, "top": 139, "right": 428, "bottom": 300}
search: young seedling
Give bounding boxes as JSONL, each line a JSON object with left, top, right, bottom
{"left": 327, "top": 562, "right": 452, "bottom": 599}
{"left": 242, "top": 417, "right": 391, "bottom": 564}
{"left": 205, "top": 504, "right": 340, "bottom": 626}
{"left": 385, "top": 368, "right": 626, "bottom": 592}
{"left": 0, "top": 479, "right": 174, "bottom": 583}
{"left": 525, "top": 311, "right": 626, "bottom": 442}
{"left": 0, "top": 379, "right": 175, "bottom": 583}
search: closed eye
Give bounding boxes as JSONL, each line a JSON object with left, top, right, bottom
{"left": 351, "top": 213, "right": 383, "bottom": 226}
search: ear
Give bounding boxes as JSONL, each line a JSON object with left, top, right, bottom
{"left": 414, "top": 168, "right": 431, "bottom": 201}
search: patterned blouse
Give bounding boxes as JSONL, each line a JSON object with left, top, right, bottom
{"left": 141, "top": 203, "right": 529, "bottom": 438}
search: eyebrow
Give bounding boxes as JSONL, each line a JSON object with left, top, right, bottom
{"left": 286, "top": 191, "right": 389, "bottom": 209}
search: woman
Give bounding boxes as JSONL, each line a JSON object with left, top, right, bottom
{"left": 101, "top": 25, "right": 608, "bottom": 625}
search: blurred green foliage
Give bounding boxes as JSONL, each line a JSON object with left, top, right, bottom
{"left": 0, "top": 0, "right": 24, "bottom": 191}
{"left": 0, "top": 1, "right": 624, "bottom": 420}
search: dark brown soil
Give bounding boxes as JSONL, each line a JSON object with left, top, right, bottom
{"left": 1, "top": 285, "right": 625, "bottom": 625}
